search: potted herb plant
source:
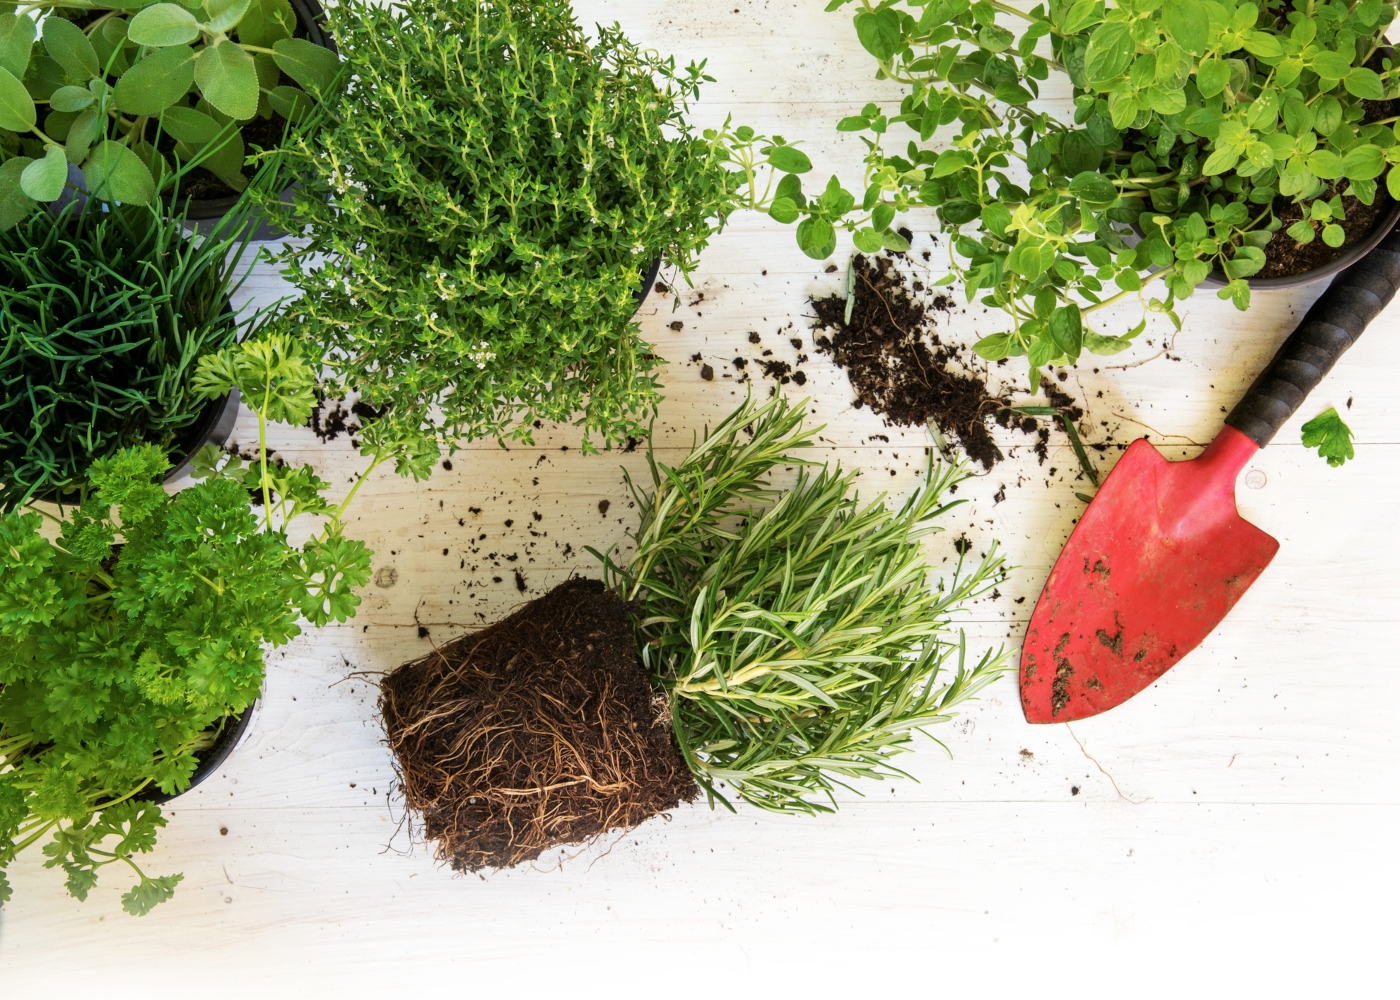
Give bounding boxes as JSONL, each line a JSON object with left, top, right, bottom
{"left": 256, "top": 0, "right": 843, "bottom": 450}
{"left": 0, "top": 0, "right": 338, "bottom": 226}
{"left": 380, "top": 394, "right": 1005, "bottom": 871}
{"left": 0, "top": 198, "right": 259, "bottom": 509}
{"left": 794, "top": 0, "right": 1400, "bottom": 389}
{"left": 0, "top": 333, "right": 434, "bottom": 915}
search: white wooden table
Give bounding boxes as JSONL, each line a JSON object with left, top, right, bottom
{"left": 3, "top": 3, "right": 1396, "bottom": 993}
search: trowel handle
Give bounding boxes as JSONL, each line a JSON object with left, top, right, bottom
{"left": 1226, "top": 223, "right": 1400, "bottom": 447}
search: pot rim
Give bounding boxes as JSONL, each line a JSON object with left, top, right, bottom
{"left": 171, "top": 0, "right": 335, "bottom": 223}
{"left": 137, "top": 701, "right": 258, "bottom": 805}
{"left": 1200, "top": 195, "right": 1400, "bottom": 290}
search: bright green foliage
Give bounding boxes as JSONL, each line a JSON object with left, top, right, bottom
{"left": 1301, "top": 405, "right": 1354, "bottom": 465}
{"left": 0, "top": 201, "right": 256, "bottom": 508}
{"left": 817, "top": 0, "right": 1399, "bottom": 389}
{"left": 256, "top": 0, "right": 818, "bottom": 450}
{"left": 0, "top": 0, "right": 335, "bottom": 225}
{"left": 595, "top": 394, "right": 1006, "bottom": 813}
{"left": 0, "top": 333, "right": 429, "bottom": 915}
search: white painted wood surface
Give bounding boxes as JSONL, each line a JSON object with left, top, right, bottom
{"left": 3, "top": 3, "right": 1397, "bottom": 994}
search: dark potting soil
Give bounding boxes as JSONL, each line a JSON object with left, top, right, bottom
{"left": 811, "top": 253, "right": 1075, "bottom": 470}
{"left": 1255, "top": 189, "right": 1394, "bottom": 279}
{"left": 1254, "top": 90, "right": 1399, "bottom": 279}
{"left": 379, "top": 578, "right": 697, "bottom": 872}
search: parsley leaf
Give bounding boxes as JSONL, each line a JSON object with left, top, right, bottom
{"left": 1301, "top": 407, "right": 1355, "bottom": 468}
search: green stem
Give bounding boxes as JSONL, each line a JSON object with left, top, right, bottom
{"left": 1081, "top": 265, "right": 1176, "bottom": 314}
{"left": 332, "top": 453, "right": 387, "bottom": 522}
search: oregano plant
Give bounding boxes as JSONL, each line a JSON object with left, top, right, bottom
{"left": 801, "top": 0, "right": 1400, "bottom": 390}
{"left": 0, "top": 333, "right": 433, "bottom": 915}
{"left": 0, "top": 0, "right": 338, "bottom": 226}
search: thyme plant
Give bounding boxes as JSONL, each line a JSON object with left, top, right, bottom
{"left": 0, "top": 334, "right": 432, "bottom": 915}
{"left": 0, "top": 200, "right": 253, "bottom": 508}
{"left": 800, "top": 0, "right": 1400, "bottom": 389}
{"left": 597, "top": 395, "right": 1006, "bottom": 813}
{"left": 258, "top": 0, "right": 850, "bottom": 450}
{"left": 0, "top": 0, "right": 338, "bottom": 222}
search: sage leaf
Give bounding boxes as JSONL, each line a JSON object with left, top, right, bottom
{"left": 19, "top": 144, "right": 67, "bottom": 201}
{"left": 196, "top": 39, "right": 259, "bottom": 120}
{"left": 41, "top": 15, "right": 100, "bottom": 81}
{"left": 115, "top": 44, "right": 197, "bottom": 116}
{"left": 0, "top": 65, "right": 36, "bottom": 132}
{"left": 266, "top": 84, "right": 313, "bottom": 122}
{"left": 0, "top": 11, "right": 37, "bottom": 79}
{"left": 127, "top": 4, "right": 201, "bottom": 46}
{"left": 49, "top": 85, "right": 95, "bottom": 113}
{"left": 271, "top": 38, "right": 339, "bottom": 95}
{"left": 203, "top": 0, "right": 254, "bottom": 34}
{"left": 160, "top": 104, "right": 224, "bottom": 143}
{"left": 83, "top": 140, "right": 155, "bottom": 205}
{"left": 65, "top": 106, "right": 100, "bottom": 164}
{"left": 0, "top": 156, "right": 36, "bottom": 230}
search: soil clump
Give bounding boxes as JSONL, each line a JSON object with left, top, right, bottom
{"left": 380, "top": 578, "right": 696, "bottom": 872}
{"left": 812, "top": 253, "right": 1065, "bottom": 470}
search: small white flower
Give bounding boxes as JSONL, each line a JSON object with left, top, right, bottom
{"left": 554, "top": 131, "right": 562, "bottom": 139}
{"left": 604, "top": 135, "right": 615, "bottom": 148}
{"left": 632, "top": 243, "right": 645, "bottom": 255}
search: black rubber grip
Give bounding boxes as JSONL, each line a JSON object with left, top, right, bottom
{"left": 1226, "top": 223, "right": 1400, "bottom": 447}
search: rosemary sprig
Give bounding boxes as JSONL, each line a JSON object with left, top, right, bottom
{"left": 595, "top": 394, "right": 1007, "bottom": 814}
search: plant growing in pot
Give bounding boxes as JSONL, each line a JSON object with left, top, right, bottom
{"left": 0, "top": 333, "right": 434, "bottom": 914}
{"left": 380, "top": 394, "right": 1006, "bottom": 871}
{"left": 794, "top": 0, "right": 1400, "bottom": 389}
{"left": 256, "top": 0, "right": 860, "bottom": 451}
{"left": 0, "top": 0, "right": 338, "bottom": 225}
{"left": 0, "top": 198, "right": 260, "bottom": 509}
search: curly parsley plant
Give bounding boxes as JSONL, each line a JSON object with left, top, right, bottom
{"left": 0, "top": 333, "right": 433, "bottom": 915}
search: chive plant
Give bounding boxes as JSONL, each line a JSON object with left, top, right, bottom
{"left": 0, "top": 200, "right": 255, "bottom": 508}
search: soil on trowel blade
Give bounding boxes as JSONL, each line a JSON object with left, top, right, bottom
{"left": 379, "top": 578, "right": 697, "bottom": 872}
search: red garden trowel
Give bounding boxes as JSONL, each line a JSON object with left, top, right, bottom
{"left": 1020, "top": 224, "right": 1400, "bottom": 723}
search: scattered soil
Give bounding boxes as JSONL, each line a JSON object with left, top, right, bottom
{"left": 812, "top": 253, "right": 1071, "bottom": 470}
{"left": 379, "top": 578, "right": 697, "bottom": 872}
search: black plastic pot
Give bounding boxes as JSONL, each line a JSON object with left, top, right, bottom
{"left": 138, "top": 702, "right": 257, "bottom": 805}
{"left": 173, "top": 0, "right": 336, "bottom": 232}
{"left": 1201, "top": 197, "right": 1400, "bottom": 290}
{"left": 37, "top": 389, "right": 240, "bottom": 506}
{"left": 634, "top": 258, "right": 663, "bottom": 309}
